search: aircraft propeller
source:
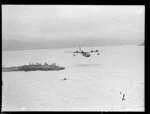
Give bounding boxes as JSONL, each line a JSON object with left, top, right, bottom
{"left": 95, "top": 50, "right": 99, "bottom": 52}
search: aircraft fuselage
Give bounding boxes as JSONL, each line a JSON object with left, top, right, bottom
{"left": 82, "top": 52, "right": 91, "bottom": 57}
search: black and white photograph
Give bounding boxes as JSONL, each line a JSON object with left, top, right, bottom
{"left": 2, "top": 5, "right": 144, "bottom": 111}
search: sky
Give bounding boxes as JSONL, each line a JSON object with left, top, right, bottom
{"left": 2, "top": 5, "right": 145, "bottom": 50}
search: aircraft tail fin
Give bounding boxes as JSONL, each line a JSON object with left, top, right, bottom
{"left": 79, "top": 46, "right": 82, "bottom": 51}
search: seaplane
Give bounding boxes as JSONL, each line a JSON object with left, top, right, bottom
{"left": 66, "top": 47, "right": 101, "bottom": 57}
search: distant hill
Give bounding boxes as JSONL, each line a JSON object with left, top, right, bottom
{"left": 2, "top": 39, "right": 142, "bottom": 51}
{"left": 138, "top": 42, "right": 144, "bottom": 46}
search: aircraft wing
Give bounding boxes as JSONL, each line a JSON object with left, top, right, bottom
{"left": 89, "top": 50, "right": 104, "bottom": 53}
{"left": 65, "top": 51, "right": 81, "bottom": 53}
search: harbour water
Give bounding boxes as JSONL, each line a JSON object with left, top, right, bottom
{"left": 2, "top": 45, "right": 144, "bottom": 111}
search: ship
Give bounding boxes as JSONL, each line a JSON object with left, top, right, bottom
{"left": 2, "top": 62, "right": 65, "bottom": 72}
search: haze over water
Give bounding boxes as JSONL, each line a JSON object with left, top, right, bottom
{"left": 2, "top": 5, "right": 144, "bottom": 51}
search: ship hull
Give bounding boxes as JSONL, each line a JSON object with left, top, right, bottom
{"left": 2, "top": 65, "right": 65, "bottom": 72}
